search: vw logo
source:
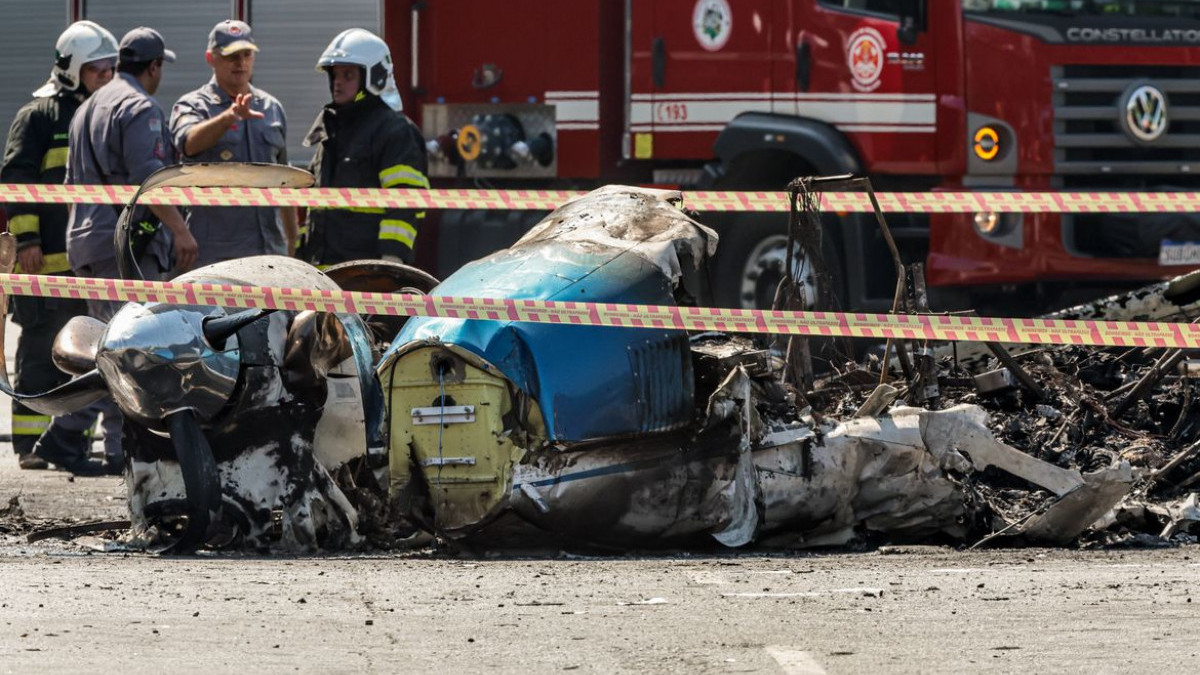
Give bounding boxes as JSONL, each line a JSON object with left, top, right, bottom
{"left": 1122, "top": 84, "right": 1169, "bottom": 143}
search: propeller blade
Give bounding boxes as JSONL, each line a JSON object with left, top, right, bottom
{"left": 203, "top": 308, "right": 271, "bottom": 350}
{"left": 162, "top": 409, "right": 223, "bottom": 555}
{"left": 0, "top": 369, "right": 108, "bottom": 416}
{"left": 116, "top": 163, "right": 315, "bottom": 281}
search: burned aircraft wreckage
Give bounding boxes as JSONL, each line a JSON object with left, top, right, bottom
{"left": 3, "top": 165, "right": 1200, "bottom": 553}
{"left": 380, "top": 183, "right": 1140, "bottom": 550}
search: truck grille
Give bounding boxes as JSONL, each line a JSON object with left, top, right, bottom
{"left": 1053, "top": 65, "right": 1200, "bottom": 176}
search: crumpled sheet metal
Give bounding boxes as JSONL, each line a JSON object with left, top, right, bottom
{"left": 503, "top": 365, "right": 761, "bottom": 548}
{"left": 1110, "top": 493, "right": 1200, "bottom": 540}
{"left": 903, "top": 404, "right": 1085, "bottom": 497}
{"left": 757, "top": 408, "right": 969, "bottom": 547}
{"left": 497, "top": 382, "right": 1124, "bottom": 549}
{"left": 508, "top": 440, "right": 759, "bottom": 548}
{"left": 115, "top": 256, "right": 378, "bottom": 552}
{"left": 513, "top": 185, "right": 719, "bottom": 285}
{"left": 1046, "top": 268, "right": 1200, "bottom": 323}
{"left": 126, "top": 437, "right": 362, "bottom": 551}
{"left": 756, "top": 403, "right": 1131, "bottom": 548}
{"left": 930, "top": 269, "right": 1200, "bottom": 369}
{"left": 1015, "top": 463, "right": 1134, "bottom": 545}
{"left": 1160, "top": 493, "right": 1200, "bottom": 538}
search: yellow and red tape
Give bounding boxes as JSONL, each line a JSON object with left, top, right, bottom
{"left": 4, "top": 184, "right": 1199, "bottom": 345}
{"left": 4, "top": 184, "right": 1200, "bottom": 212}
{"left": 0, "top": 272, "right": 1196, "bottom": 348}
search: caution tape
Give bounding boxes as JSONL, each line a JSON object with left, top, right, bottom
{"left": 1, "top": 272, "right": 1197, "bottom": 348}
{"left": 3, "top": 183, "right": 1200, "bottom": 213}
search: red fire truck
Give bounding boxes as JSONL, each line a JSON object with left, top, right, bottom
{"left": 385, "top": 0, "right": 1200, "bottom": 312}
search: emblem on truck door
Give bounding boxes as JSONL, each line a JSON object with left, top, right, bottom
{"left": 848, "top": 27, "right": 886, "bottom": 92}
{"left": 1122, "top": 83, "right": 1168, "bottom": 143}
{"left": 692, "top": 0, "right": 732, "bottom": 51}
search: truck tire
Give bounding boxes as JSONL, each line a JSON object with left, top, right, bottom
{"left": 708, "top": 212, "right": 847, "bottom": 312}
{"left": 701, "top": 147, "right": 850, "bottom": 313}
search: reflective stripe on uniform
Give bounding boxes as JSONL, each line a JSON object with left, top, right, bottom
{"left": 14, "top": 251, "right": 71, "bottom": 275}
{"left": 379, "top": 164, "right": 430, "bottom": 189}
{"left": 40, "top": 146, "right": 68, "bottom": 171}
{"left": 12, "top": 414, "right": 50, "bottom": 436}
{"left": 379, "top": 219, "right": 417, "bottom": 248}
{"left": 8, "top": 214, "right": 39, "bottom": 236}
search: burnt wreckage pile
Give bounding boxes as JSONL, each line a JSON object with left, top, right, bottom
{"left": 377, "top": 180, "right": 1197, "bottom": 552}
{"left": 790, "top": 176, "right": 1200, "bottom": 548}
{"left": 3, "top": 167, "right": 1200, "bottom": 553}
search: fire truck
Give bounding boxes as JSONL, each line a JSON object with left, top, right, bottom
{"left": 3, "top": 1, "right": 1199, "bottom": 311}
{"left": 385, "top": 0, "right": 1200, "bottom": 312}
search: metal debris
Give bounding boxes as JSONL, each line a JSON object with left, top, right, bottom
{"left": 6, "top": 172, "right": 1200, "bottom": 554}
{"left": 378, "top": 184, "right": 1194, "bottom": 551}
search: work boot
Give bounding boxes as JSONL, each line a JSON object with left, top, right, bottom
{"left": 32, "top": 425, "right": 107, "bottom": 477}
{"left": 33, "top": 449, "right": 107, "bottom": 477}
{"left": 104, "top": 454, "right": 125, "bottom": 477}
{"left": 17, "top": 453, "right": 49, "bottom": 470}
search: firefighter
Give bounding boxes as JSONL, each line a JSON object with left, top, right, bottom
{"left": 1, "top": 21, "right": 120, "bottom": 474}
{"left": 298, "top": 28, "right": 428, "bottom": 266}
{"left": 169, "top": 20, "right": 298, "bottom": 266}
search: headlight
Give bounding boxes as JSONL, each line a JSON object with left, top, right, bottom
{"left": 973, "top": 211, "right": 1022, "bottom": 239}
{"left": 974, "top": 211, "right": 1000, "bottom": 235}
{"left": 973, "top": 126, "right": 1001, "bottom": 161}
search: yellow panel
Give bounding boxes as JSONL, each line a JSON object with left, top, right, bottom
{"left": 634, "top": 133, "right": 653, "bottom": 159}
{"left": 384, "top": 346, "right": 537, "bottom": 532}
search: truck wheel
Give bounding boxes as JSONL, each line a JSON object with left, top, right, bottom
{"left": 709, "top": 213, "right": 846, "bottom": 312}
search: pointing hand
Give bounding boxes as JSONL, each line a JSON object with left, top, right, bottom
{"left": 229, "top": 93, "right": 265, "bottom": 122}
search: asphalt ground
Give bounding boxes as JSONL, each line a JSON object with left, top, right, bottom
{"left": 3, "top": 318, "right": 1200, "bottom": 674}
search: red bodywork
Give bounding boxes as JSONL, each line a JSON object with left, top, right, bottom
{"left": 386, "top": 1, "right": 1200, "bottom": 290}
{"left": 929, "top": 13, "right": 1200, "bottom": 286}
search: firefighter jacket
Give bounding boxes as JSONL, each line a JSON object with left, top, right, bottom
{"left": 0, "top": 91, "right": 82, "bottom": 274}
{"left": 302, "top": 94, "right": 428, "bottom": 266}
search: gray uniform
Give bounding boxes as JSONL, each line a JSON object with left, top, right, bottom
{"left": 170, "top": 78, "right": 288, "bottom": 267}
{"left": 66, "top": 72, "right": 173, "bottom": 279}
{"left": 65, "top": 71, "right": 175, "bottom": 468}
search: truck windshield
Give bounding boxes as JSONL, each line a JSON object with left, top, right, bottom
{"left": 963, "top": 0, "right": 1200, "bottom": 17}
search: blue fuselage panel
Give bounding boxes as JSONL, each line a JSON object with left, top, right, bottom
{"left": 389, "top": 242, "right": 695, "bottom": 441}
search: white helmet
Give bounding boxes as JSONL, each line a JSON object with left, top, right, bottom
{"left": 33, "top": 21, "right": 119, "bottom": 97}
{"left": 316, "top": 28, "right": 402, "bottom": 111}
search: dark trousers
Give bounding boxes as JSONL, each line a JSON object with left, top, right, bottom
{"left": 10, "top": 293, "right": 97, "bottom": 459}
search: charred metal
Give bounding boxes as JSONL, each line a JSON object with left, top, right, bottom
{"left": 5, "top": 168, "right": 1200, "bottom": 554}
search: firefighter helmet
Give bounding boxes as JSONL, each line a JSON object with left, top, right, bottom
{"left": 315, "top": 28, "right": 402, "bottom": 111}
{"left": 33, "top": 21, "right": 119, "bottom": 97}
